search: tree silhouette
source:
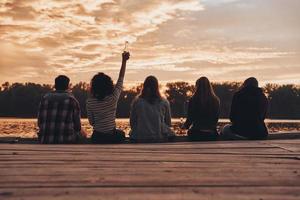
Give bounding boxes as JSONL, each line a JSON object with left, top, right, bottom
{"left": 267, "top": 84, "right": 300, "bottom": 119}
{"left": 165, "top": 82, "right": 194, "bottom": 117}
{"left": 212, "top": 82, "right": 241, "bottom": 118}
{"left": 72, "top": 82, "right": 89, "bottom": 117}
{"left": 0, "top": 81, "right": 299, "bottom": 119}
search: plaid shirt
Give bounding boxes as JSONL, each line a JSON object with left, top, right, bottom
{"left": 37, "top": 91, "right": 81, "bottom": 144}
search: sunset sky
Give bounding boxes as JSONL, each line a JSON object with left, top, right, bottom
{"left": 0, "top": 0, "right": 299, "bottom": 86}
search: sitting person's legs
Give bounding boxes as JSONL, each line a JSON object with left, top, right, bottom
{"left": 221, "top": 124, "right": 233, "bottom": 137}
{"left": 221, "top": 124, "right": 247, "bottom": 140}
{"left": 92, "top": 129, "right": 125, "bottom": 144}
{"left": 75, "top": 129, "right": 88, "bottom": 144}
{"left": 114, "top": 129, "right": 126, "bottom": 143}
{"left": 188, "top": 129, "right": 219, "bottom": 141}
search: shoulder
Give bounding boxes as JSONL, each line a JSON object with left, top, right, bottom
{"left": 132, "top": 97, "right": 143, "bottom": 105}
{"left": 160, "top": 98, "right": 170, "bottom": 107}
{"left": 69, "top": 94, "right": 79, "bottom": 104}
{"left": 114, "top": 78, "right": 124, "bottom": 90}
{"left": 214, "top": 96, "right": 220, "bottom": 105}
{"left": 233, "top": 90, "right": 241, "bottom": 99}
{"left": 67, "top": 93, "right": 76, "bottom": 99}
{"left": 258, "top": 88, "right": 268, "bottom": 101}
{"left": 188, "top": 97, "right": 194, "bottom": 104}
{"left": 86, "top": 97, "right": 100, "bottom": 105}
{"left": 86, "top": 97, "right": 95, "bottom": 103}
{"left": 42, "top": 92, "right": 53, "bottom": 99}
{"left": 43, "top": 91, "right": 74, "bottom": 101}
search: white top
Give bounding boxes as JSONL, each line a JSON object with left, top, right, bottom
{"left": 130, "top": 97, "right": 174, "bottom": 142}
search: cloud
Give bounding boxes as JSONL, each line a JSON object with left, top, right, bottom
{"left": 0, "top": 0, "right": 299, "bottom": 84}
{"left": 0, "top": 0, "right": 203, "bottom": 81}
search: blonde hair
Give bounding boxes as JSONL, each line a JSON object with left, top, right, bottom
{"left": 140, "top": 76, "right": 162, "bottom": 104}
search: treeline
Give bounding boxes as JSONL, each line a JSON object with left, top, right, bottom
{"left": 0, "top": 81, "right": 299, "bottom": 119}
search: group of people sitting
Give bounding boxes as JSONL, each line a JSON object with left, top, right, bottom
{"left": 37, "top": 52, "right": 269, "bottom": 144}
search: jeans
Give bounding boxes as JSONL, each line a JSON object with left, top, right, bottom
{"left": 221, "top": 124, "right": 247, "bottom": 140}
{"left": 91, "top": 129, "right": 126, "bottom": 144}
{"left": 221, "top": 124, "right": 267, "bottom": 140}
{"left": 187, "top": 129, "right": 219, "bottom": 141}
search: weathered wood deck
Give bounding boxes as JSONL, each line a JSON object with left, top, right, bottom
{"left": 0, "top": 139, "right": 299, "bottom": 199}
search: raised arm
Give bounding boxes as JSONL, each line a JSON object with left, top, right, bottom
{"left": 113, "top": 52, "right": 130, "bottom": 99}
{"left": 118, "top": 52, "right": 130, "bottom": 81}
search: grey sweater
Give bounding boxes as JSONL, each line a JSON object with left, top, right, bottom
{"left": 129, "top": 97, "right": 174, "bottom": 142}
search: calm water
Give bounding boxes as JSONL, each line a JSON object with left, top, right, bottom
{"left": 0, "top": 118, "right": 300, "bottom": 138}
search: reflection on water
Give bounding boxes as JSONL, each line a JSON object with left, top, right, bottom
{"left": 0, "top": 118, "right": 300, "bottom": 138}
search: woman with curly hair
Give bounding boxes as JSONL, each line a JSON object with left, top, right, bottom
{"left": 86, "top": 52, "right": 130, "bottom": 143}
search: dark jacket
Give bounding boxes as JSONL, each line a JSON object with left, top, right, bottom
{"left": 184, "top": 97, "right": 220, "bottom": 131}
{"left": 230, "top": 86, "right": 268, "bottom": 139}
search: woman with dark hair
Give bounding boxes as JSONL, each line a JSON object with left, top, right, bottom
{"left": 86, "top": 52, "right": 130, "bottom": 143}
{"left": 182, "top": 77, "right": 220, "bottom": 141}
{"left": 130, "top": 76, "right": 175, "bottom": 143}
{"left": 221, "top": 77, "right": 268, "bottom": 140}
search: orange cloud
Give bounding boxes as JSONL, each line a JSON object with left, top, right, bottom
{"left": 0, "top": 0, "right": 299, "bottom": 84}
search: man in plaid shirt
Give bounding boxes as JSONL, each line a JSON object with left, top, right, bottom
{"left": 37, "top": 75, "right": 86, "bottom": 144}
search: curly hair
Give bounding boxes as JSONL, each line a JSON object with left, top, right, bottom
{"left": 90, "top": 73, "right": 114, "bottom": 100}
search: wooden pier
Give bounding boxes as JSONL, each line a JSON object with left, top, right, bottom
{"left": 0, "top": 139, "right": 299, "bottom": 199}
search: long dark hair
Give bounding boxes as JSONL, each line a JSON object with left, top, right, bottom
{"left": 139, "top": 76, "right": 162, "bottom": 104}
{"left": 192, "top": 77, "right": 220, "bottom": 111}
{"left": 90, "top": 73, "right": 114, "bottom": 100}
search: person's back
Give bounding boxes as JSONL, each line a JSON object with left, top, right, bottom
{"left": 186, "top": 97, "right": 219, "bottom": 130}
{"left": 182, "top": 77, "right": 220, "bottom": 141}
{"left": 37, "top": 76, "right": 82, "bottom": 144}
{"left": 130, "top": 76, "right": 174, "bottom": 143}
{"left": 130, "top": 97, "right": 173, "bottom": 142}
{"left": 86, "top": 81, "right": 122, "bottom": 134}
{"left": 222, "top": 77, "right": 268, "bottom": 140}
{"left": 86, "top": 52, "right": 130, "bottom": 143}
{"left": 230, "top": 85, "right": 268, "bottom": 139}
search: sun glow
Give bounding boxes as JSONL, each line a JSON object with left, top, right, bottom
{"left": 0, "top": 0, "right": 299, "bottom": 84}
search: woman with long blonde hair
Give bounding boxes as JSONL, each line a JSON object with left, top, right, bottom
{"left": 130, "top": 76, "right": 175, "bottom": 143}
{"left": 182, "top": 77, "right": 220, "bottom": 141}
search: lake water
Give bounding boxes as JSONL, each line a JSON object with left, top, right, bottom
{"left": 0, "top": 118, "right": 300, "bottom": 138}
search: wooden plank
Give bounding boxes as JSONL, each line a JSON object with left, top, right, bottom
{"left": 0, "top": 141, "right": 277, "bottom": 148}
{"left": 1, "top": 187, "right": 300, "bottom": 200}
{"left": 262, "top": 140, "right": 300, "bottom": 153}
{"left": 0, "top": 148, "right": 295, "bottom": 156}
{"left": 0, "top": 169, "right": 298, "bottom": 186}
{"left": 0, "top": 176, "right": 299, "bottom": 188}
{"left": 0, "top": 167, "right": 298, "bottom": 177}
{"left": 0, "top": 140, "right": 299, "bottom": 199}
